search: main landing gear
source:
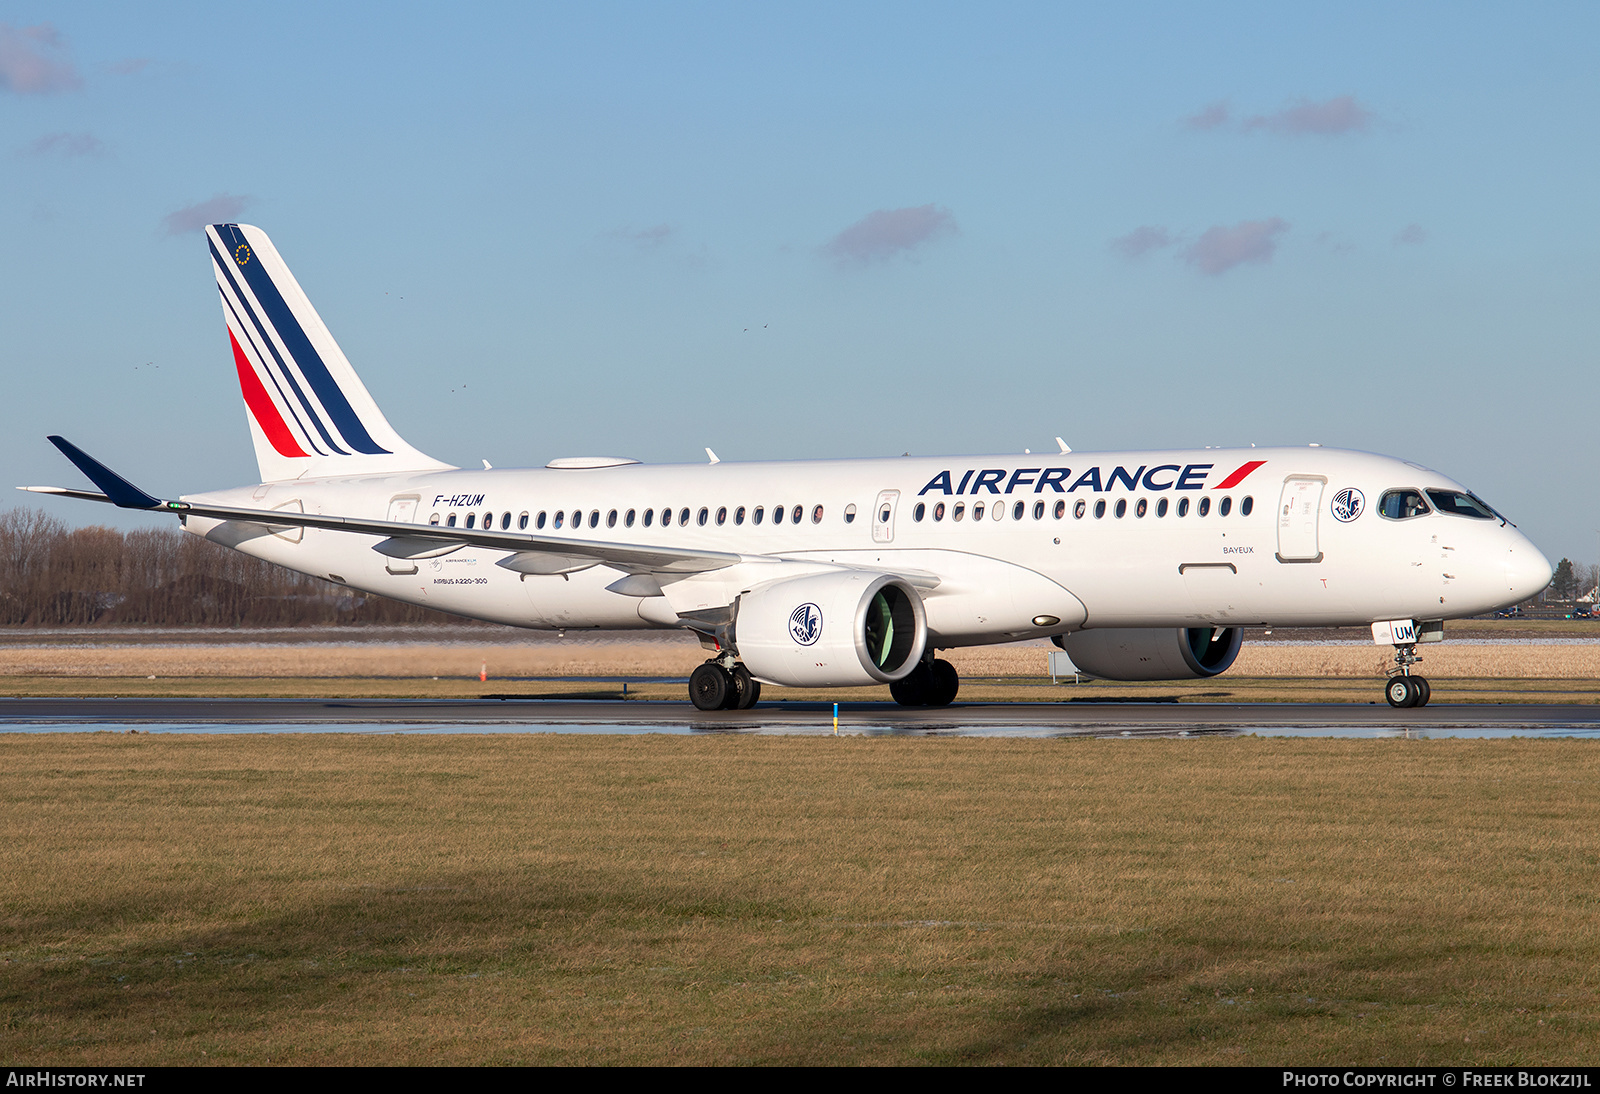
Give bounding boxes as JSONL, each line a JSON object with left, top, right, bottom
{"left": 1384, "top": 643, "right": 1431, "bottom": 708}
{"left": 890, "top": 658, "right": 960, "bottom": 707}
{"left": 689, "top": 659, "right": 761, "bottom": 711}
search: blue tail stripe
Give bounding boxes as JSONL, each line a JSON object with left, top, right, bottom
{"left": 214, "top": 226, "right": 390, "bottom": 455}
{"left": 218, "top": 286, "right": 329, "bottom": 457}
{"left": 209, "top": 236, "right": 348, "bottom": 456}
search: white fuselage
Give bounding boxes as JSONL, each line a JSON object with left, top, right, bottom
{"left": 180, "top": 445, "right": 1551, "bottom": 647}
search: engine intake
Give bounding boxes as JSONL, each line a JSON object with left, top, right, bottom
{"left": 1056, "top": 627, "right": 1242, "bottom": 681}
{"left": 736, "top": 571, "right": 927, "bottom": 688}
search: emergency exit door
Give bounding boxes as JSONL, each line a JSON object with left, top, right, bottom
{"left": 872, "top": 490, "right": 899, "bottom": 543}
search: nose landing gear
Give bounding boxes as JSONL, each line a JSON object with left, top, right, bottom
{"left": 1383, "top": 643, "right": 1431, "bottom": 708}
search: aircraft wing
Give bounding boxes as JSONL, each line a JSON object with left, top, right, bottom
{"left": 23, "top": 436, "right": 744, "bottom": 576}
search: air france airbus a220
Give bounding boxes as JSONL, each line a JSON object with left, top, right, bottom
{"left": 26, "top": 224, "right": 1552, "bottom": 710}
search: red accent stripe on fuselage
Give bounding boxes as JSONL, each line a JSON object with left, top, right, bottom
{"left": 1213, "top": 459, "right": 1267, "bottom": 490}
{"left": 230, "top": 329, "right": 309, "bottom": 458}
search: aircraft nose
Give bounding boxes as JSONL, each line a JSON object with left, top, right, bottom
{"left": 1503, "top": 535, "right": 1553, "bottom": 603}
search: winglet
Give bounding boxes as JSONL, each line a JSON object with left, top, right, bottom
{"left": 46, "top": 437, "right": 163, "bottom": 510}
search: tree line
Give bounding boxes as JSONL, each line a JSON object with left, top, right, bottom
{"left": 0, "top": 508, "right": 473, "bottom": 627}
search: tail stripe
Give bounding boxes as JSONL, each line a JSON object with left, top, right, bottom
{"left": 229, "top": 329, "right": 310, "bottom": 457}
{"left": 219, "top": 287, "right": 329, "bottom": 457}
{"left": 211, "top": 226, "right": 390, "bottom": 455}
{"left": 210, "top": 238, "right": 348, "bottom": 455}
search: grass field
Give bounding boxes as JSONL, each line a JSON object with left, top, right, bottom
{"left": 2, "top": 734, "right": 1597, "bottom": 1065}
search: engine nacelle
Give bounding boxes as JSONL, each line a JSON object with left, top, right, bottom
{"left": 735, "top": 572, "right": 927, "bottom": 687}
{"left": 1056, "top": 627, "right": 1242, "bottom": 681}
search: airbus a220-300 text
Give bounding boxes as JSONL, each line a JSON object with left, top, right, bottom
{"left": 26, "top": 224, "right": 1553, "bottom": 710}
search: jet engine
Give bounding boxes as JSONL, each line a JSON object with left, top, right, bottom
{"left": 735, "top": 572, "right": 927, "bottom": 687}
{"left": 1055, "top": 627, "right": 1242, "bottom": 681}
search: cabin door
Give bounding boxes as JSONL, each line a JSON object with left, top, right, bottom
{"left": 872, "top": 490, "right": 899, "bottom": 544}
{"left": 1276, "top": 477, "right": 1325, "bottom": 563}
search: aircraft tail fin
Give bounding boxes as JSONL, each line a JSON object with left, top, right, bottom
{"left": 206, "top": 223, "right": 453, "bottom": 482}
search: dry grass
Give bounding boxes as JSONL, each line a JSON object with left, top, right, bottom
{"left": 3, "top": 640, "right": 1599, "bottom": 681}
{"left": 0, "top": 734, "right": 1596, "bottom": 1065}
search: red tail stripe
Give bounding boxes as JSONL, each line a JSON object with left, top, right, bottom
{"left": 230, "top": 330, "right": 309, "bottom": 458}
{"left": 1214, "top": 459, "right": 1267, "bottom": 490}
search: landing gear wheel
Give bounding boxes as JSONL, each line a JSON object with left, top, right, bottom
{"left": 927, "top": 659, "right": 960, "bottom": 707}
{"left": 1413, "top": 677, "right": 1431, "bottom": 707}
{"left": 728, "top": 665, "right": 761, "bottom": 710}
{"left": 890, "top": 662, "right": 933, "bottom": 706}
{"left": 689, "top": 663, "right": 730, "bottom": 711}
{"left": 1385, "top": 676, "right": 1419, "bottom": 708}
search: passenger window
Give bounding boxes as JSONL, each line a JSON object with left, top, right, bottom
{"left": 1033, "top": 500, "right": 1045, "bottom": 520}
{"left": 953, "top": 502, "right": 966, "bottom": 522}
{"left": 974, "top": 502, "right": 986, "bottom": 520}
{"left": 812, "top": 505, "right": 824, "bottom": 524}
{"left": 754, "top": 506, "right": 765, "bottom": 525}
{"left": 572, "top": 510, "right": 582, "bottom": 528}
{"left": 1219, "top": 497, "right": 1232, "bottom": 517}
{"left": 914, "top": 502, "right": 926, "bottom": 522}
{"left": 698, "top": 507, "right": 709, "bottom": 527}
{"left": 607, "top": 509, "right": 618, "bottom": 528}
{"left": 679, "top": 507, "right": 690, "bottom": 526}
{"left": 589, "top": 510, "right": 600, "bottom": 529}
{"left": 1177, "top": 498, "right": 1189, "bottom": 517}
{"left": 552, "top": 511, "right": 562, "bottom": 529}
{"left": 466, "top": 514, "right": 476, "bottom": 529}
{"left": 993, "top": 501, "right": 1004, "bottom": 521}
{"left": 1379, "top": 489, "right": 1430, "bottom": 520}
{"left": 716, "top": 506, "right": 727, "bottom": 526}
{"left": 1074, "top": 500, "right": 1086, "bottom": 519}
{"left": 735, "top": 506, "right": 745, "bottom": 525}
{"left": 1013, "top": 501, "right": 1025, "bottom": 520}
{"left": 625, "top": 509, "right": 635, "bottom": 528}
{"left": 518, "top": 512, "right": 528, "bottom": 530}
{"left": 933, "top": 502, "right": 945, "bottom": 521}
{"left": 1241, "top": 496, "right": 1253, "bottom": 516}
{"left": 1157, "top": 498, "right": 1168, "bottom": 517}
{"left": 447, "top": 514, "right": 458, "bottom": 527}
{"left": 773, "top": 505, "right": 784, "bottom": 525}
{"left": 792, "top": 505, "right": 803, "bottom": 524}
{"left": 1136, "top": 498, "right": 1147, "bottom": 518}
{"left": 660, "top": 508, "right": 671, "bottom": 527}
{"left": 1054, "top": 500, "right": 1066, "bottom": 519}
{"left": 1114, "top": 499, "right": 1127, "bottom": 518}
{"left": 429, "top": 513, "right": 440, "bottom": 525}
{"left": 500, "top": 513, "right": 510, "bottom": 530}
{"left": 1094, "top": 500, "right": 1107, "bottom": 518}
{"left": 643, "top": 509, "right": 653, "bottom": 527}
{"left": 1198, "top": 497, "right": 1211, "bottom": 517}
{"left": 844, "top": 504, "right": 857, "bottom": 524}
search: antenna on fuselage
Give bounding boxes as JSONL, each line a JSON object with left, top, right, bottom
{"left": 1055, "top": 437, "right": 1072, "bottom": 454}
{"left": 705, "top": 448, "right": 720, "bottom": 464}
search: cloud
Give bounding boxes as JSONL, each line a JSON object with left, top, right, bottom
{"left": 1392, "top": 223, "right": 1428, "bottom": 246}
{"left": 1184, "top": 101, "right": 1230, "bottom": 131}
{"left": 161, "top": 193, "right": 252, "bottom": 236}
{"left": 0, "top": 23, "right": 81, "bottom": 94}
{"left": 609, "top": 224, "right": 673, "bottom": 250}
{"left": 25, "top": 131, "right": 102, "bottom": 157}
{"left": 824, "top": 204, "right": 956, "bottom": 265}
{"left": 1183, "top": 218, "right": 1289, "bottom": 275}
{"left": 1244, "top": 95, "right": 1373, "bottom": 136}
{"left": 1111, "top": 225, "right": 1174, "bottom": 259}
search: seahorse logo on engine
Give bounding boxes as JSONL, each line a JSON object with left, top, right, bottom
{"left": 789, "top": 603, "right": 823, "bottom": 646}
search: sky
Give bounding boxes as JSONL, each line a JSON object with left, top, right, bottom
{"left": 3, "top": 2, "right": 1598, "bottom": 566}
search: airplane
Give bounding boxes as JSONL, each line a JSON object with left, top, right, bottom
{"left": 23, "top": 223, "right": 1553, "bottom": 711}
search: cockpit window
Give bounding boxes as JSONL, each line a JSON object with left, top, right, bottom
{"left": 1426, "top": 490, "right": 1497, "bottom": 520}
{"left": 1379, "top": 489, "right": 1430, "bottom": 520}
